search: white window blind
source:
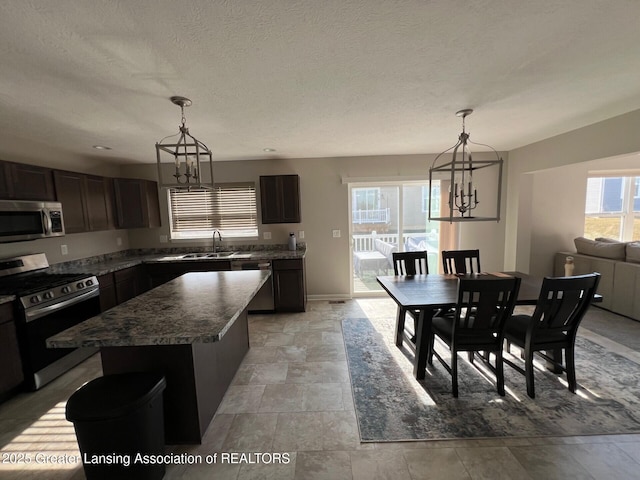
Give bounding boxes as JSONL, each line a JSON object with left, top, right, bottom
{"left": 168, "top": 183, "right": 258, "bottom": 239}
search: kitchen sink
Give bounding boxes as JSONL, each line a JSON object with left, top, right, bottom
{"left": 180, "top": 252, "right": 236, "bottom": 259}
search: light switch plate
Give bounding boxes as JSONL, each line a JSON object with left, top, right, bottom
{"left": 332, "top": 229, "right": 341, "bottom": 238}
{"left": 61, "top": 244, "right": 68, "bottom": 255}
{"left": 159, "top": 235, "right": 168, "bottom": 243}
{"left": 299, "top": 230, "right": 305, "bottom": 239}
{"left": 263, "top": 232, "right": 272, "bottom": 240}
{"left": 117, "top": 237, "right": 123, "bottom": 246}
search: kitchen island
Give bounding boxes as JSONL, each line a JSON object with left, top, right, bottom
{"left": 48, "top": 270, "right": 271, "bottom": 444}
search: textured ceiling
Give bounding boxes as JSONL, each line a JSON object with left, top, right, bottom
{"left": 1, "top": 0, "right": 640, "bottom": 166}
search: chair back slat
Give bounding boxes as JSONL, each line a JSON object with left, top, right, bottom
{"left": 392, "top": 251, "right": 429, "bottom": 276}
{"left": 453, "top": 277, "right": 521, "bottom": 336}
{"left": 530, "top": 273, "right": 601, "bottom": 337}
{"left": 442, "top": 249, "right": 481, "bottom": 274}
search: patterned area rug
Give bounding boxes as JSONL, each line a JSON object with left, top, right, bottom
{"left": 342, "top": 316, "right": 640, "bottom": 442}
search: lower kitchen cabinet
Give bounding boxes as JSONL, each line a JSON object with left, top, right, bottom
{"left": 97, "top": 272, "right": 117, "bottom": 312}
{"left": 145, "top": 261, "right": 232, "bottom": 288}
{"left": 272, "top": 258, "right": 306, "bottom": 312}
{"left": 98, "top": 265, "right": 151, "bottom": 310}
{"left": 114, "top": 265, "right": 151, "bottom": 304}
{"left": 0, "top": 303, "right": 24, "bottom": 399}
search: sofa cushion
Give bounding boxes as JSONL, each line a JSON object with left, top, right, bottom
{"left": 595, "top": 237, "right": 623, "bottom": 243}
{"left": 626, "top": 242, "right": 640, "bottom": 264}
{"left": 574, "top": 237, "right": 626, "bottom": 260}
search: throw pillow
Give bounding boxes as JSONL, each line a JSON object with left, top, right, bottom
{"left": 574, "top": 236, "right": 626, "bottom": 260}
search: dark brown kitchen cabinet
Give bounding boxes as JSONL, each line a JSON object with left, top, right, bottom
{"left": 114, "top": 178, "right": 161, "bottom": 229}
{"left": 11, "top": 163, "right": 56, "bottom": 201}
{"left": 0, "top": 161, "right": 14, "bottom": 199}
{"left": 114, "top": 265, "right": 151, "bottom": 304}
{"left": 53, "top": 170, "right": 89, "bottom": 233}
{"left": 260, "top": 174, "right": 301, "bottom": 224}
{"left": 145, "top": 261, "right": 232, "bottom": 289}
{"left": 97, "top": 272, "right": 117, "bottom": 312}
{"left": 53, "top": 171, "right": 116, "bottom": 234}
{"left": 272, "top": 258, "right": 306, "bottom": 312}
{"left": 0, "top": 303, "right": 24, "bottom": 400}
{"left": 97, "top": 265, "right": 151, "bottom": 310}
{"left": 86, "top": 175, "right": 116, "bottom": 231}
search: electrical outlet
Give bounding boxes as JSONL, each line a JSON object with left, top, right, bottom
{"left": 117, "top": 237, "right": 123, "bottom": 246}
{"left": 159, "top": 235, "right": 168, "bottom": 243}
{"left": 61, "top": 244, "right": 68, "bottom": 255}
{"left": 263, "top": 232, "right": 272, "bottom": 240}
{"left": 298, "top": 230, "right": 305, "bottom": 239}
{"left": 332, "top": 229, "right": 341, "bottom": 238}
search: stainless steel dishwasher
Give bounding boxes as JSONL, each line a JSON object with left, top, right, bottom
{"left": 231, "top": 260, "right": 275, "bottom": 312}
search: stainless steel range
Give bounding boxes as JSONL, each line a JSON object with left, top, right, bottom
{"left": 0, "top": 253, "right": 100, "bottom": 390}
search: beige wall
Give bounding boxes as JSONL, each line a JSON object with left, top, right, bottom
{"left": 0, "top": 230, "right": 130, "bottom": 265}
{"left": 123, "top": 153, "right": 509, "bottom": 298}
{"left": 506, "top": 108, "right": 640, "bottom": 276}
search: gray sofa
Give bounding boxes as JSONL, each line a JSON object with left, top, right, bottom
{"left": 554, "top": 237, "right": 640, "bottom": 321}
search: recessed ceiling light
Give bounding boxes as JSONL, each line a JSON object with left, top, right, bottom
{"left": 263, "top": 148, "right": 276, "bottom": 152}
{"left": 92, "top": 145, "right": 112, "bottom": 150}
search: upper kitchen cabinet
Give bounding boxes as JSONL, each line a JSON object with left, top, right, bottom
{"left": 10, "top": 163, "right": 56, "bottom": 201}
{"left": 113, "top": 178, "right": 161, "bottom": 229}
{"left": 54, "top": 171, "right": 117, "bottom": 233}
{"left": 260, "top": 174, "right": 301, "bottom": 224}
{"left": 0, "top": 161, "right": 14, "bottom": 198}
{"left": 85, "top": 175, "right": 115, "bottom": 231}
{"left": 53, "top": 170, "right": 89, "bottom": 233}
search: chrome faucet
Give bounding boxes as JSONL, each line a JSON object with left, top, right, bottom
{"left": 212, "top": 229, "right": 222, "bottom": 253}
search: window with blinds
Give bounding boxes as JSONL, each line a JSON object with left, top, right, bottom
{"left": 168, "top": 183, "right": 258, "bottom": 239}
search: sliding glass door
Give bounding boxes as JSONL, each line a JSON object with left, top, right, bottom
{"left": 350, "top": 181, "right": 441, "bottom": 295}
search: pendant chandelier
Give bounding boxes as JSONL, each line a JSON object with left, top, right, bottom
{"left": 156, "top": 96, "right": 214, "bottom": 190}
{"left": 428, "top": 109, "right": 503, "bottom": 222}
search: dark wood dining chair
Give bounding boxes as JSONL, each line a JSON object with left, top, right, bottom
{"left": 503, "top": 273, "right": 601, "bottom": 398}
{"left": 442, "top": 249, "right": 481, "bottom": 274}
{"left": 427, "top": 276, "right": 521, "bottom": 397}
{"left": 392, "top": 251, "right": 429, "bottom": 276}
{"left": 392, "top": 251, "right": 429, "bottom": 349}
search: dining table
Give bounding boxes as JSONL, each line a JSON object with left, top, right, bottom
{"left": 376, "top": 271, "right": 601, "bottom": 380}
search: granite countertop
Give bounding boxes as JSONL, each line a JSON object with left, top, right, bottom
{"left": 49, "top": 247, "right": 306, "bottom": 276}
{"left": 47, "top": 270, "right": 270, "bottom": 348}
{"left": 146, "top": 248, "right": 305, "bottom": 264}
{"left": 0, "top": 295, "right": 16, "bottom": 305}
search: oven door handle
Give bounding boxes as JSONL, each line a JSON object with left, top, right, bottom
{"left": 24, "top": 288, "right": 100, "bottom": 323}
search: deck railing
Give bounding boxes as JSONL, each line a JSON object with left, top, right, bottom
{"left": 352, "top": 208, "right": 391, "bottom": 224}
{"left": 352, "top": 232, "right": 438, "bottom": 252}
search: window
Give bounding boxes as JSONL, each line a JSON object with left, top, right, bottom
{"left": 584, "top": 176, "right": 640, "bottom": 241}
{"left": 168, "top": 183, "right": 258, "bottom": 239}
{"left": 352, "top": 187, "right": 390, "bottom": 224}
{"left": 422, "top": 184, "right": 440, "bottom": 213}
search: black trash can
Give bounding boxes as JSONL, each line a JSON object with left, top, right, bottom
{"left": 66, "top": 372, "right": 167, "bottom": 480}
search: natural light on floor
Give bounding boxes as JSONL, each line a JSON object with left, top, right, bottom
{"left": 0, "top": 401, "right": 82, "bottom": 473}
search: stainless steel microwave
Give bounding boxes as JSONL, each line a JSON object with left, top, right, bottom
{"left": 0, "top": 200, "right": 65, "bottom": 242}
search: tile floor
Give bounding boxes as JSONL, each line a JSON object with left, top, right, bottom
{"left": 0, "top": 299, "right": 639, "bottom": 479}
